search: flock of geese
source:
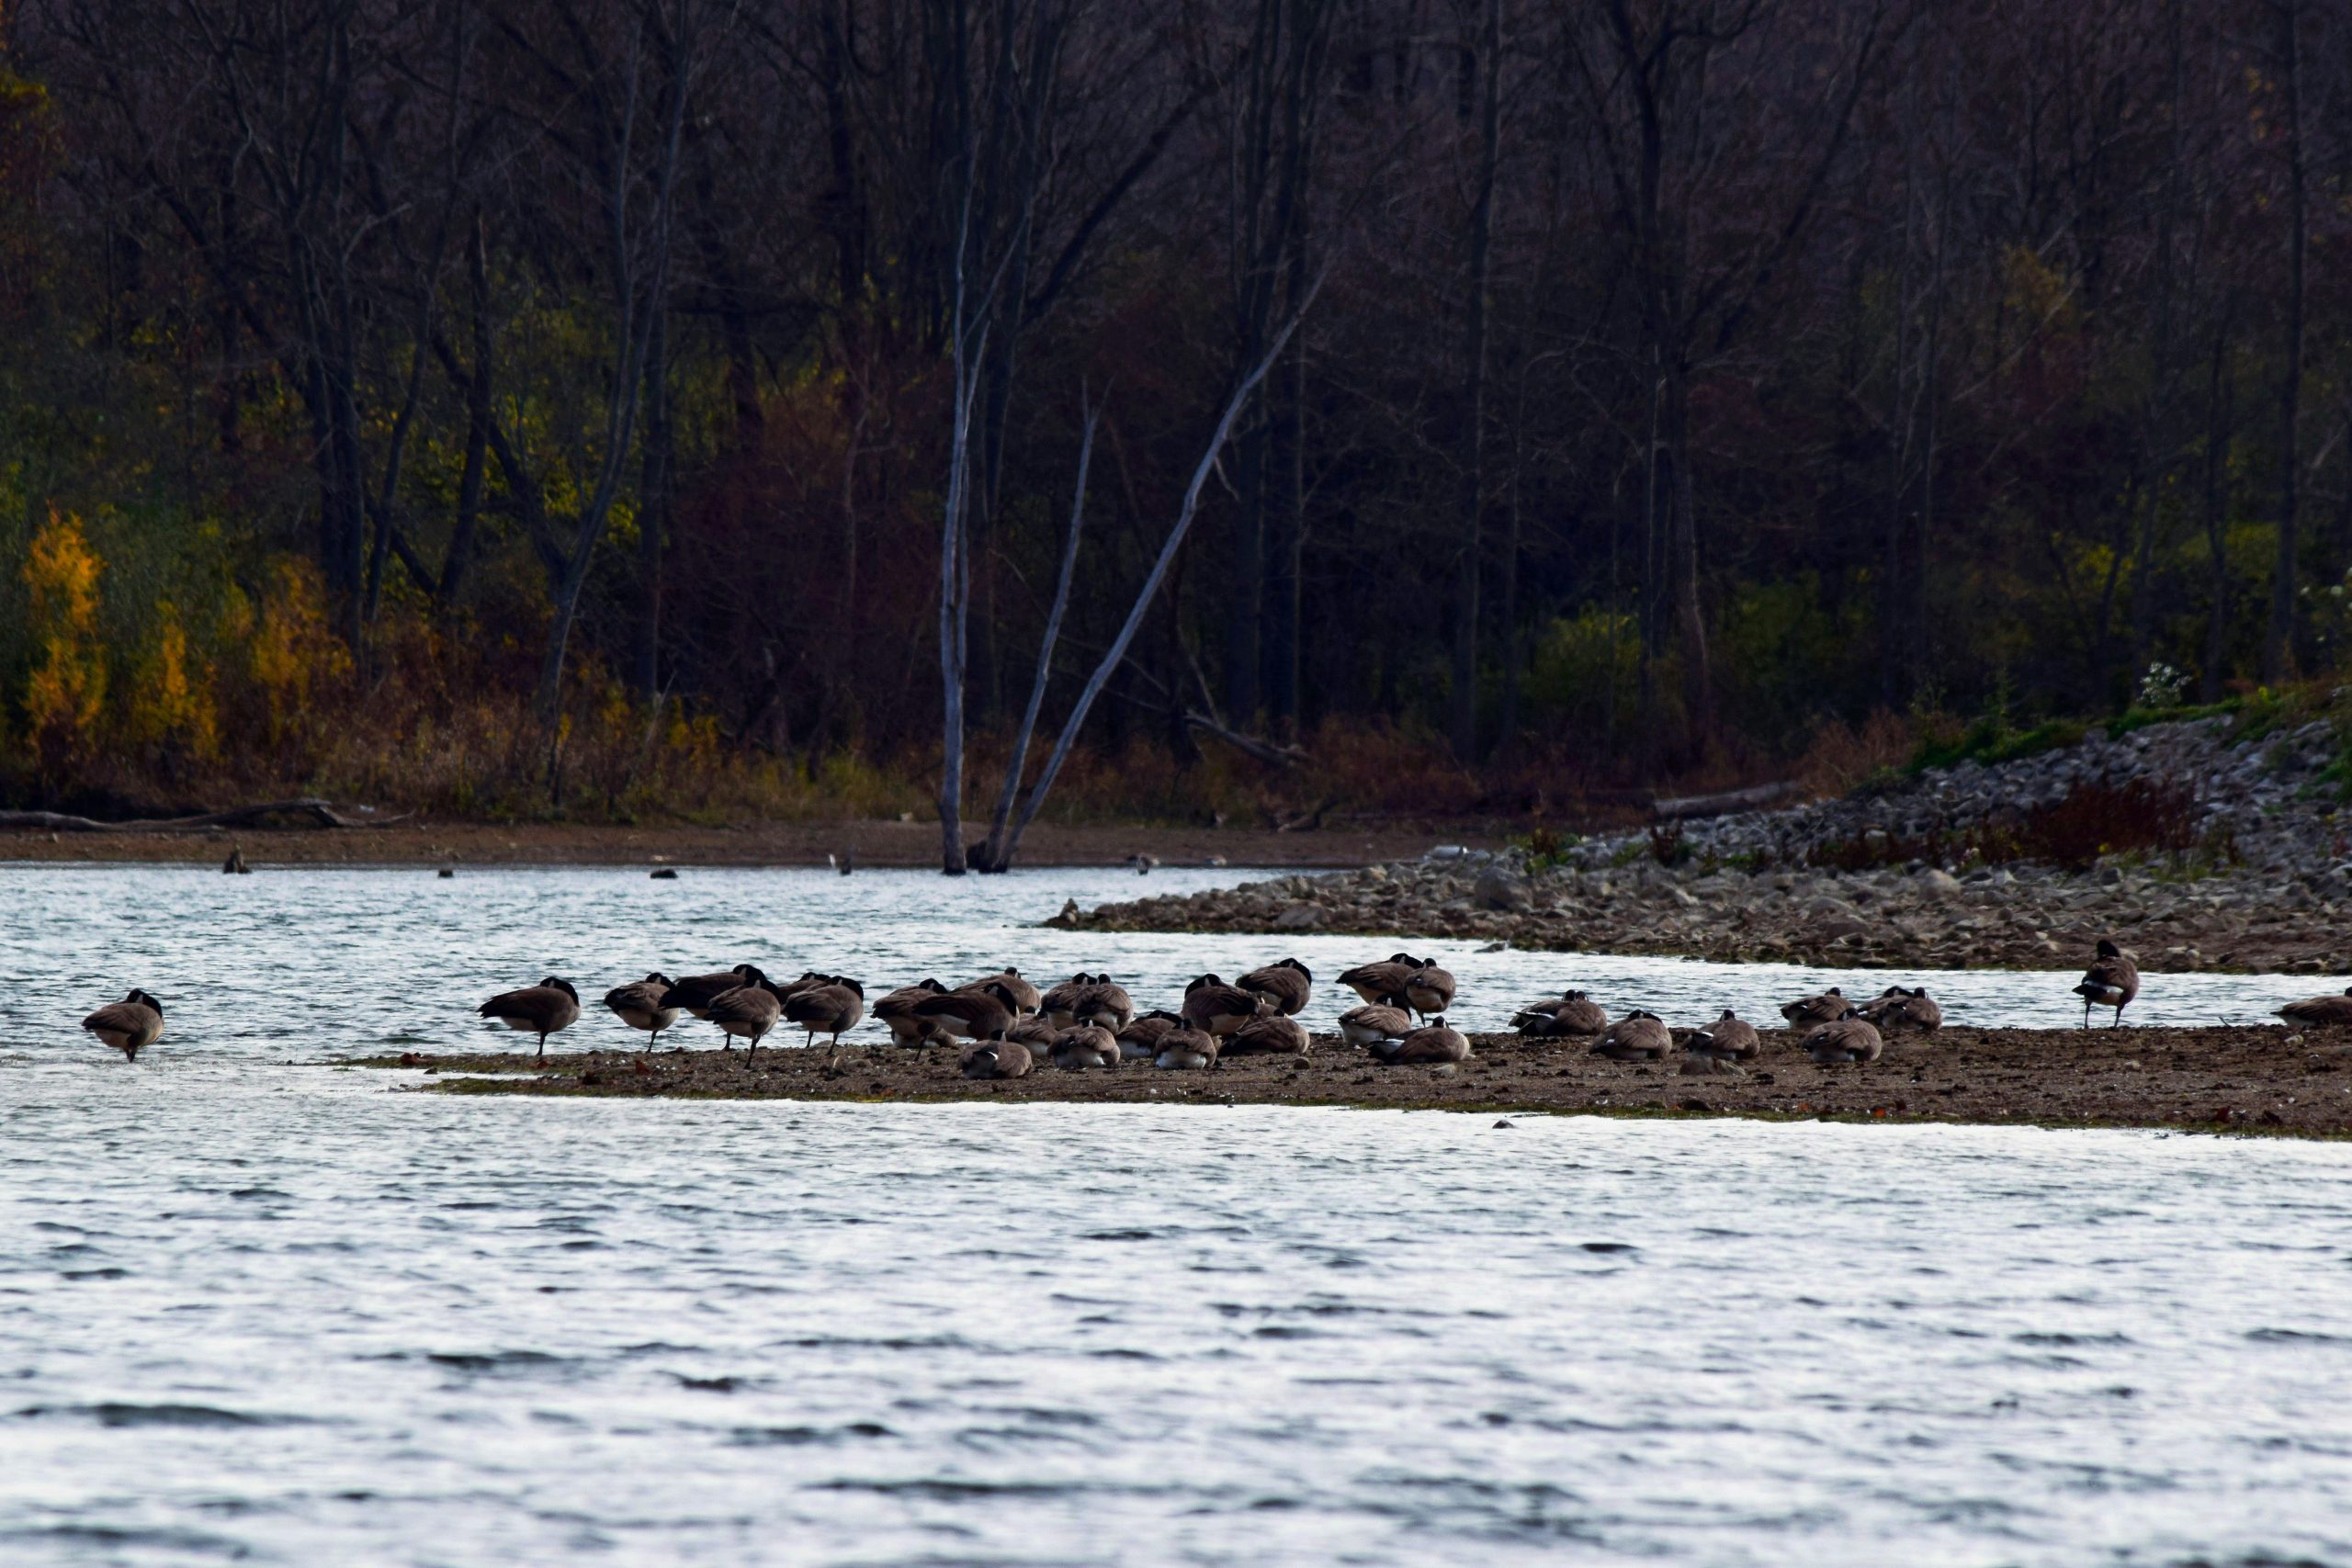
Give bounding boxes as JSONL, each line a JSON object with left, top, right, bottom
{"left": 79, "top": 932, "right": 2352, "bottom": 1072}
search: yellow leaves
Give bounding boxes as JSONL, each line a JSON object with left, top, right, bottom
{"left": 249, "top": 557, "right": 351, "bottom": 741}
{"left": 125, "top": 602, "right": 220, "bottom": 762}
{"left": 21, "top": 507, "right": 107, "bottom": 772}
{"left": 2001, "top": 244, "right": 2072, "bottom": 329}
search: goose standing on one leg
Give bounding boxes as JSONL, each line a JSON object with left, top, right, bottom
{"left": 478, "top": 978, "right": 582, "bottom": 1059}
{"left": 83, "top": 988, "right": 164, "bottom": 1062}
{"left": 2072, "top": 939, "right": 2139, "bottom": 1029}
{"left": 604, "top": 973, "right": 681, "bottom": 1052}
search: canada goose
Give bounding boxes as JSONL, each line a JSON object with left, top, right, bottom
{"left": 875, "top": 979, "right": 950, "bottom": 1044}
{"left": 1403, "top": 964, "right": 1457, "bottom": 1022}
{"left": 1339, "top": 953, "right": 1424, "bottom": 1007}
{"left": 1153, "top": 1026, "right": 1220, "bottom": 1070}
{"left": 1338, "top": 1003, "right": 1413, "bottom": 1049}
{"left": 1038, "top": 973, "right": 1096, "bottom": 1029}
{"left": 1127, "top": 853, "right": 1158, "bottom": 874}
{"left": 1226, "top": 1015, "right": 1311, "bottom": 1056}
{"left": 1075, "top": 976, "right": 1136, "bottom": 1031}
{"left": 2072, "top": 939, "right": 2139, "bottom": 1029}
{"left": 659, "top": 964, "right": 763, "bottom": 1019}
{"left": 1003, "top": 1016, "right": 1062, "bottom": 1048}
{"left": 1592, "top": 1010, "right": 1673, "bottom": 1062}
{"left": 478, "top": 977, "right": 582, "bottom": 1059}
{"left": 913, "top": 980, "right": 1023, "bottom": 1041}
{"left": 83, "top": 988, "right": 164, "bottom": 1061}
{"left": 1858, "top": 986, "right": 1943, "bottom": 1032}
{"left": 960, "top": 1035, "right": 1035, "bottom": 1078}
{"left": 786, "top": 976, "right": 865, "bottom": 1064}
{"left": 707, "top": 981, "right": 784, "bottom": 1063}
{"left": 1511, "top": 989, "right": 1607, "bottom": 1038}
{"left": 1181, "top": 975, "right": 1268, "bottom": 1036}
{"left": 1237, "top": 959, "right": 1314, "bottom": 1016}
{"left": 965, "top": 969, "right": 1040, "bottom": 1016}
{"left": 221, "top": 847, "right": 248, "bottom": 874}
{"left": 604, "top": 972, "right": 681, "bottom": 1051}
{"left": 1802, "top": 1013, "right": 1883, "bottom": 1064}
{"left": 1050, "top": 1024, "right": 1122, "bottom": 1071}
{"left": 1116, "top": 1010, "right": 1184, "bottom": 1060}
{"left": 1780, "top": 987, "right": 1848, "bottom": 1028}
{"left": 1684, "top": 1009, "right": 1761, "bottom": 1062}
{"left": 2277, "top": 987, "right": 2352, "bottom": 1029}
{"left": 1370, "top": 1019, "right": 1470, "bottom": 1065}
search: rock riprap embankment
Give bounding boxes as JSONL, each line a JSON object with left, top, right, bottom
{"left": 1056, "top": 716, "right": 2352, "bottom": 974}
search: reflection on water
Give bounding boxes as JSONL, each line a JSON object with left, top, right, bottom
{"left": 2, "top": 864, "right": 2350, "bottom": 1565}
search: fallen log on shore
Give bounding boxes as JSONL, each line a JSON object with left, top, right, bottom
{"left": 0, "top": 798, "right": 413, "bottom": 833}
{"left": 1651, "top": 782, "right": 1800, "bottom": 822}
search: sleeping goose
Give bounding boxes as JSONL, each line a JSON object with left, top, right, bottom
{"left": 1115, "top": 1010, "right": 1184, "bottom": 1061}
{"left": 1370, "top": 1018, "right": 1470, "bottom": 1065}
{"left": 913, "top": 980, "right": 1023, "bottom": 1042}
{"left": 785, "top": 976, "right": 865, "bottom": 1063}
{"left": 1038, "top": 973, "right": 1096, "bottom": 1030}
{"left": 1237, "top": 959, "right": 1313, "bottom": 1017}
{"left": 960, "top": 1034, "right": 1034, "bottom": 1078}
{"left": 2277, "top": 987, "right": 2352, "bottom": 1029}
{"left": 1683, "top": 1009, "right": 1761, "bottom": 1063}
{"left": 966, "top": 969, "right": 1041, "bottom": 1017}
{"left": 1049, "top": 1025, "right": 1122, "bottom": 1071}
{"left": 1511, "top": 989, "right": 1607, "bottom": 1038}
{"left": 1802, "top": 1012, "right": 1883, "bottom": 1064}
{"left": 1591, "top": 1010, "right": 1672, "bottom": 1062}
{"left": 604, "top": 972, "right": 681, "bottom": 1051}
{"left": 478, "top": 977, "right": 582, "bottom": 1059}
{"left": 875, "top": 978, "right": 950, "bottom": 1045}
{"left": 659, "top": 964, "right": 763, "bottom": 1019}
{"left": 1181, "top": 975, "right": 1268, "bottom": 1037}
{"left": 1858, "top": 986, "right": 1943, "bottom": 1032}
{"left": 707, "top": 978, "right": 785, "bottom": 1063}
{"left": 83, "top": 988, "right": 164, "bottom": 1062}
{"left": 1780, "top": 987, "right": 1848, "bottom": 1029}
{"left": 1153, "top": 1026, "right": 1221, "bottom": 1071}
{"left": 1075, "top": 976, "right": 1136, "bottom": 1032}
{"left": 1225, "top": 1014, "right": 1310, "bottom": 1057}
{"left": 1338, "top": 1003, "right": 1414, "bottom": 1050}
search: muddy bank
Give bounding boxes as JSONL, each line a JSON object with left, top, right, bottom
{"left": 349, "top": 1024, "right": 2352, "bottom": 1137}
{"left": 0, "top": 818, "right": 1491, "bottom": 869}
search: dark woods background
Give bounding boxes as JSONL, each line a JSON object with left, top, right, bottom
{"left": 0, "top": 0, "right": 2346, "bottom": 827}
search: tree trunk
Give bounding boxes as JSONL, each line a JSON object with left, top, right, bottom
{"left": 2262, "top": 0, "right": 2306, "bottom": 683}
{"left": 1451, "top": 0, "right": 1500, "bottom": 761}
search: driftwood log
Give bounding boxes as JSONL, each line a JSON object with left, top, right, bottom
{"left": 0, "top": 798, "right": 413, "bottom": 833}
{"left": 1650, "top": 781, "right": 1799, "bottom": 822}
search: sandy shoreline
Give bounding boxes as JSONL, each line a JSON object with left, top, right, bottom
{"left": 347, "top": 1024, "right": 2352, "bottom": 1138}
{"left": 0, "top": 818, "right": 1494, "bottom": 869}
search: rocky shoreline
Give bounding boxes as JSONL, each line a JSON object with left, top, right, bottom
{"left": 354, "top": 1024, "right": 2352, "bottom": 1137}
{"left": 1057, "top": 716, "right": 2352, "bottom": 975}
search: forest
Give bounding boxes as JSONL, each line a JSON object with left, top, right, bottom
{"left": 0, "top": 0, "right": 2346, "bottom": 861}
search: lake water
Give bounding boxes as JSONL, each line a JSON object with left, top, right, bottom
{"left": 5, "top": 863, "right": 2351, "bottom": 1565}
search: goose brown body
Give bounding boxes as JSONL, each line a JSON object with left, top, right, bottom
{"left": 1226, "top": 1015, "right": 1310, "bottom": 1056}
{"left": 966, "top": 969, "right": 1040, "bottom": 1016}
{"left": 1780, "top": 987, "right": 1848, "bottom": 1028}
{"left": 2072, "top": 939, "right": 2140, "bottom": 1028}
{"left": 1592, "top": 1010, "right": 1672, "bottom": 1061}
{"left": 1371, "top": 1019, "right": 1470, "bottom": 1065}
{"left": 960, "top": 1037, "right": 1034, "bottom": 1078}
{"left": 1181, "top": 976, "right": 1267, "bottom": 1037}
{"left": 785, "top": 976, "right": 865, "bottom": 1056}
{"left": 1115, "top": 1010, "right": 1184, "bottom": 1060}
{"left": 707, "top": 981, "right": 785, "bottom": 1060}
{"left": 478, "top": 977, "right": 582, "bottom": 1058}
{"left": 1338, "top": 953, "right": 1423, "bottom": 1007}
{"left": 1859, "top": 986, "right": 1943, "bottom": 1032}
{"left": 659, "top": 965, "right": 762, "bottom": 1019}
{"left": 1237, "top": 959, "right": 1313, "bottom": 1017}
{"left": 1338, "top": 1004, "right": 1413, "bottom": 1049}
{"left": 1049, "top": 1025, "right": 1122, "bottom": 1071}
{"left": 912, "top": 981, "right": 1021, "bottom": 1041}
{"left": 1074, "top": 977, "right": 1136, "bottom": 1031}
{"left": 1511, "top": 990, "right": 1607, "bottom": 1037}
{"left": 604, "top": 973, "right": 681, "bottom": 1049}
{"left": 83, "top": 989, "right": 164, "bottom": 1062}
{"left": 2278, "top": 987, "right": 2352, "bottom": 1029}
{"left": 1401, "top": 964, "right": 1456, "bottom": 1021}
{"left": 875, "top": 979, "right": 950, "bottom": 1044}
{"left": 1685, "top": 1010, "right": 1761, "bottom": 1061}
{"left": 1152, "top": 1026, "right": 1220, "bottom": 1071}
{"left": 1802, "top": 1015, "right": 1884, "bottom": 1064}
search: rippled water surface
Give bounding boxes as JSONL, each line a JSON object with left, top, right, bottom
{"left": 6, "top": 863, "right": 2352, "bottom": 1565}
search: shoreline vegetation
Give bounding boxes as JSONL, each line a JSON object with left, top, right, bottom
{"left": 347, "top": 1026, "right": 2352, "bottom": 1140}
